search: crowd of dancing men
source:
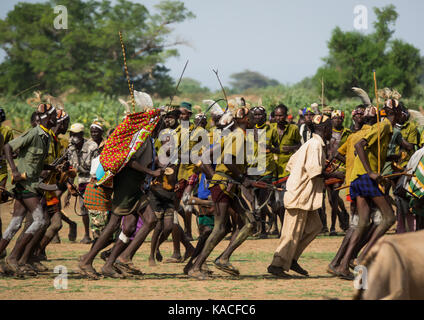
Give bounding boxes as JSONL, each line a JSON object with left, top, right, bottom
{"left": 0, "top": 86, "right": 423, "bottom": 283}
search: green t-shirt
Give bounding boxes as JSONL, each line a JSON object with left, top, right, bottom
{"left": 8, "top": 125, "right": 50, "bottom": 193}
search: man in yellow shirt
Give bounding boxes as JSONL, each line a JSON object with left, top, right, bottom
{"left": 269, "top": 105, "right": 301, "bottom": 235}
{"left": 0, "top": 108, "right": 14, "bottom": 241}
{"left": 328, "top": 106, "right": 375, "bottom": 276}
{"left": 176, "top": 101, "right": 197, "bottom": 241}
{"left": 393, "top": 107, "right": 418, "bottom": 168}
{"left": 251, "top": 106, "right": 278, "bottom": 238}
{"left": 188, "top": 108, "right": 255, "bottom": 279}
{"left": 327, "top": 110, "right": 351, "bottom": 235}
{"left": 148, "top": 108, "right": 194, "bottom": 266}
{"left": 334, "top": 99, "right": 402, "bottom": 279}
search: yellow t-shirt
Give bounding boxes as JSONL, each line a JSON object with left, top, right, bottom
{"left": 349, "top": 118, "right": 393, "bottom": 184}
{"left": 274, "top": 123, "right": 301, "bottom": 178}
{"left": 0, "top": 125, "right": 14, "bottom": 178}
{"left": 337, "top": 125, "right": 371, "bottom": 194}
{"left": 397, "top": 121, "right": 418, "bottom": 167}
{"left": 251, "top": 123, "right": 278, "bottom": 177}
{"left": 177, "top": 125, "right": 205, "bottom": 181}
{"left": 210, "top": 127, "right": 246, "bottom": 196}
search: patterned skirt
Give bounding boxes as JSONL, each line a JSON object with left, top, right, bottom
{"left": 83, "top": 182, "right": 113, "bottom": 212}
{"left": 350, "top": 174, "right": 384, "bottom": 200}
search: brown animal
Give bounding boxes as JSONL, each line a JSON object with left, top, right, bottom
{"left": 354, "top": 230, "right": 424, "bottom": 300}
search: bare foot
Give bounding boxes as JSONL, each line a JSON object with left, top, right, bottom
{"left": 187, "top": 268, "right": 211, "bottom": 280}
{"left": 101, "top": 264, "right": 125, "bottom": 279}
{"left": 148, "top": 257, "right": 157, "bottom": 267}
{"left": 164, "top": 255, "right": 183, "bottom": 263}
{"left": 78, "top": 262, "right": 100, "bottom": 280}
{"left": 5, "top": 257, "right": 20, "bottom": 273}
{"left": 116, "top": 258, "right": 143, "bottom": 275}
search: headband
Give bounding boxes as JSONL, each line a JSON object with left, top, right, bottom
{"left": 90, "top": 123, "right": 104, "bottom": 131}
{"left": 331, "top": 110, "right": 345, "bottom": 119}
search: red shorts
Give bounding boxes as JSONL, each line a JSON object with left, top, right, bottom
{"left": 175, "top": 174, "right": 199, "bottom": 200}
{"left": 346, "top": 195, "right": 352, "bottom": 203}
{"left": 209, "top": 185, "right": 230, "bottom": 204}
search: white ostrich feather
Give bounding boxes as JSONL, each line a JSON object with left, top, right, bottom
{"left": 203, "top": 100, "right": 224, "bottom": 116}
{"left": 134, "top": 90, "right": 153, "bottom": 111}
{"left": 408, "top": 110, "right": 424, "bottom": 126}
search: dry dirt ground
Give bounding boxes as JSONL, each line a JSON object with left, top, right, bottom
{"left": 0, "top": 199, "right": 392, "bottom": 300}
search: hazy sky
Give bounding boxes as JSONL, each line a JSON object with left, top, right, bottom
{"left": 1, "top": 0, "right": 424, "bottom": 90}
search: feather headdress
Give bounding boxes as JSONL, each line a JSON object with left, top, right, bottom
{"left": 203, "top": 100, "right": 224, "bottom": 117}
{"left": 378, "top": 88, "right": 402, "bottom": 101}
{"left": 26, "top": 91, "right": 56, "bottom": 116}
{"left": 26, "top": 91, "right": 43, "bottom": 106}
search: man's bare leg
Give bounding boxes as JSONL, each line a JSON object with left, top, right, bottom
{"left": 101, "top": 213, "right": 137, "bottom": 277}
{"left": 78, "top": 214, "right": 121, "bottom": 276}
{"left": 334, "top": 196, "right": 370, "bottom": 277}
{"left": 148, "top": 219, "right": 163, "bottom": 266}
{"left": 215, "top": 205, "right": 255, "bottom": 274}
{"left": 116, "top": 206, "right": 157, "bottom": 270}
{"left": 189, "top": 201, "right": 230, "bottom": 277}
{"left": 6, "top": 198, "right": 46, "bottom": 273}
{"left": 0, "top": 178, "right": 6, "bottom": 240}
{"left": 0, "top": 200, "right": 27, "bottom": 261}
{"left": 184, "top": 224, "right": 212, "bottom": 274}
{"left": 357, "top": 196, "right": 395, "bottom": 262}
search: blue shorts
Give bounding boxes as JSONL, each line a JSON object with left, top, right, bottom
{"left": 350, "top": 174, "right": 384, "bottom": 199}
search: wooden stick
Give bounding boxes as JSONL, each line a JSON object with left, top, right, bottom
{"left": 13, "top": 83, "right": 41, "bottom": 98}
{"left": 167, "top": 59, "right": 189, "bottom": 112}
{"left": 212, "top": 69, "right": 228, "bottom": 110}
{"left": 335, "top": 171, "right": 415, "bottom": 191}
{"left": 119, "top": 31, "right": 135, "bottom": 114}
{"left": 321, "top": 77, "right": 325, "bottom": 108}
{"left": 373, "top": 70, "right": 381, "bottom": 174}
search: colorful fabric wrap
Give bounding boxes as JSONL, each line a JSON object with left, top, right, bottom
{"left": 97, "top": 109, "right": 161, "bottom": 186}
{"left": 302, "top": 107, "right": 315, "bottom": 116}
{"left": 84, "top": 182, "right": 113, "bottom": 212}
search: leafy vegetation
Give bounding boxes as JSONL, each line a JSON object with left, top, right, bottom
{"left": 313, "top": 5, "right": 424, "bottom": 100}
{"left": 0, "top": 0, "right": 194, "bottom": 97}
{"left": 0, "top": 3, "right": 423, "bottom": 134}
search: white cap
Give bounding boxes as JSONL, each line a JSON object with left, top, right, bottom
{"left": 69, "top": 123, "right": 84, "bottom": 133}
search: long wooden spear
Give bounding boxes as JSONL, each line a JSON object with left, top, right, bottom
{"left": 167, "top": 59, "right": 189, "bottom": 112}
{"left": 335, "top": 171, "right": 415, "bottom": 191}
{"left": 119, "top": 31, "right": 135, "bottom": 114}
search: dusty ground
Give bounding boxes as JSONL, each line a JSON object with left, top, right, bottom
{"left": 0, "top": 199, "right": 392, "bottom": 300}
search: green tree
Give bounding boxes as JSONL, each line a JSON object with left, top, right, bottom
{"left": 178, "top": 78, "right": 210, "bottom": 95}
{"left": 0, "top": 0, "right": 194, "bottom": 97}
{"left": 229, "top": 69, "right": 279, "bottom": 92}
{"left": 314, "top": 5, "right": 423, "bottom": 100}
